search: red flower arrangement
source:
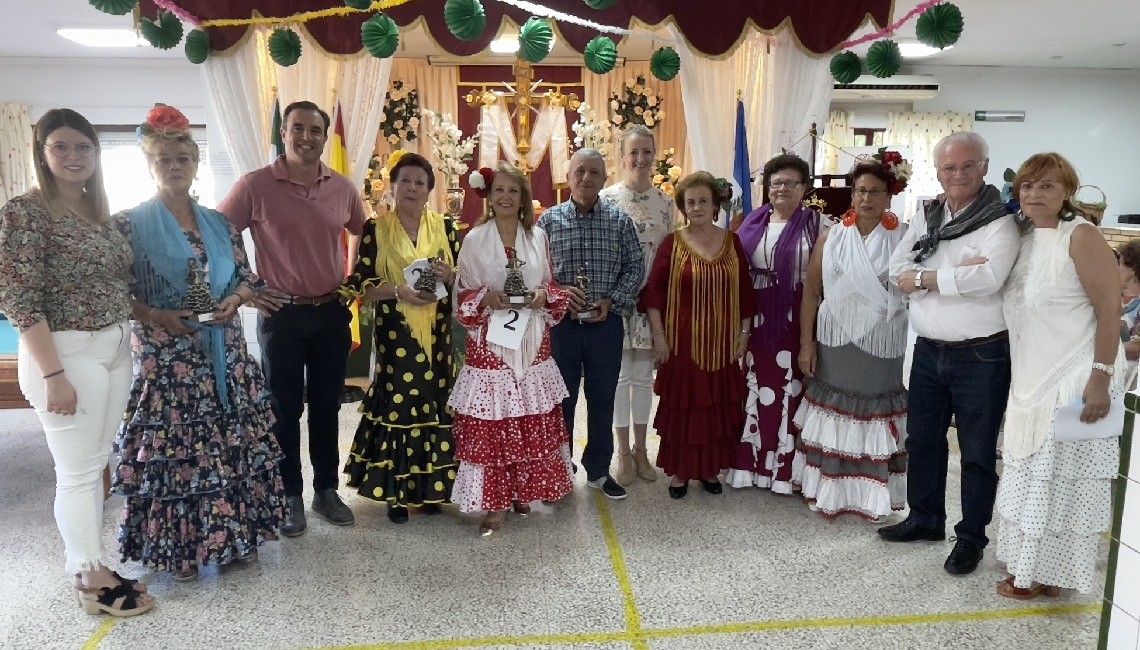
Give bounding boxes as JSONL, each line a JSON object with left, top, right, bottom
{"left": 870, "top": 147, "right": 911, "bottom": 195}
{"left": 138, "top": 103, "right": 190, "bottom": 137}
{"left": 467, "top": 167, "right": 496, "bottom": 199}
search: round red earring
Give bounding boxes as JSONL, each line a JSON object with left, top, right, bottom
{"left": 882, "top": 211, "right": 899, "bottom": 230}
{"left": 842, "top": 208, "right": 857, "bottom": 227}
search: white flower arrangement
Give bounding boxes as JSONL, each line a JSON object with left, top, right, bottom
{"left": 611, "top": 76, "right": 665, "bottom": 129}
{"left": 571, "top": 102, "right": 619, "bottom": 178}
{"left": 422, "top": 110, "right": 479, "bottom": 189}
{"left": 380, "top": 80, "right": 420, "bottom": 146}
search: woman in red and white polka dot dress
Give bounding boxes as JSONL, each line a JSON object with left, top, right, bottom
{"left": 448, "top": 164, "right": 574, "bottom": 536}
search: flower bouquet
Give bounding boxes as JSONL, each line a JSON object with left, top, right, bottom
{"left": 610, "top": 76, "right": 665, "bottom": 129}
{"left": 380, "top": 80, "right": 420, "bottom": 147}
{"left": 650, "top": 147, "right": 682, "bottom": 197}
{"left": 422, "top": 110, "right": 479, "bottom": 189}
{"left": 571, "top": 102, "right": 619, "bottom": 178}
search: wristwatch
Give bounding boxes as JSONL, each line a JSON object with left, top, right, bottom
{"left": 1092, "top": 362, "right": 1115, "bottom": 376}
{"left": 914, "top": 271, "right": 924, "bottom": 288}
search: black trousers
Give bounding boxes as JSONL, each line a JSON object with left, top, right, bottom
{"left": 258, "top": 302, "right": 351, "bottom": 496}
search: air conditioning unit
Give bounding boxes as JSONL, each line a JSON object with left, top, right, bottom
{"left": 832, "top": 75, "right": 940, "bottom": 102}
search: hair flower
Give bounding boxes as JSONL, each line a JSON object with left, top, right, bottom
{"left": 871, "top": 147, "right": 912, "bottom": 196}
{"left": 138, "top": 103, "right": 190, "bottom": 138}
{"left": 386, "top": 149, "right": 409, "bottom": 173}
{"left": 468, "top": 167, "right": 495, "bottom": 198}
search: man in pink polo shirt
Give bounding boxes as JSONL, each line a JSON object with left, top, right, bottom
{"left": 219, "top": 100, "right": 368, "bottom": 537}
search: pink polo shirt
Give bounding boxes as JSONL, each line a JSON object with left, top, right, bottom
{"left": 219, "top": 156, "right": 367, "bottom": 297}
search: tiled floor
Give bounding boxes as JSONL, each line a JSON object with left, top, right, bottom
{"left": 0, "top": 396, "right": 1105, "bottom": 650}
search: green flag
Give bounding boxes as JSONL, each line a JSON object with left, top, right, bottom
{"left": 270, "top": 96, "right": 284, "bottom": 159}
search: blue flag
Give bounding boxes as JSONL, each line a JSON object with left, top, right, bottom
{"left": 733, "top": 99, "right": 752, "bottom": 216}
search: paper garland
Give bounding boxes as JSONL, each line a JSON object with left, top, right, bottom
{"left": 518, "top": 17, "right": 553, "bottom": 63}
{"left": 88, "top": 0, "right": 138, "bottom": 16}
{"left": 140, "top": 10, "right": 185, "bottom": 50}
{"left": 443, "top": 0, "right": 486, "bottom": 41}
{"left": 916, "top": 3, "right": 964, "bottom": 50}
{"left": 650, "top": 47, "right": 680, "bottom": 81}
{"left": 184, "top": 28, "right": 210, "bottom": 64}
{"left": 829, "top": 50, "right": 861, "bottom": 84}
{"left": 268, "top": 29, "right": 302, "bottom": 66}
{"left": 361, "top": 13, "right": 400, "bottom": 58}
{"left": 584, "top": 35, "right": 618, "bottom": 74}
{"left": 865, "top": 39, "right": 902, "bottom": 78}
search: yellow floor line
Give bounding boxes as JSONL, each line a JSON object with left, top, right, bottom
{"left": 81, "top": 618, "right": 119, "bottom": 650}
{"left": 592, "top": 490, "right": 649, "bottom": 650}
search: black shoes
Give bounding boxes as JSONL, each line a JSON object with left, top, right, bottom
{"left": 422, "top": 503, "right": 442, "bottom": 515}
{"left": 312, "top": 489, "right": 355, "bottom": 526}
{"left": 281, "top": 495, "right": 307, "bottom": 537}
{"left": 387, "top": 506, "right": 409, "bottom": 524}
{"left": 700, "top": 479, "right": 723, "bottom": 495}
{"left": 668, "top": 482, "right": 688, "bottom": 499}
{"left": 876, "top": 517, "right": 945, "bottom": 542}
{"left": 587, "top": 475, "right": 628, "bottom": 500}
{"left": 944, "top": 537, "right": 984, "bottom": 575}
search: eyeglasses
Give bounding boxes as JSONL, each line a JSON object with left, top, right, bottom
{"left": 154, "top": 155, "right": 195, "bottom": 169}
{"left": 937, "top": 161, "right": 981, "bottom": 176}
{"left": 768, "top": 181, "right": 803, "bottom": 189}
{"left": 853, "top": 188, "right": 889, "bottom": 197}
{"left": 44, "top": 142, "right": 97, "bottom": 158}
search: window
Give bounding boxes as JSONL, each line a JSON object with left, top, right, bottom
{"left": 97, "top": 130, "right": 215, "bottom": 213}
{"left": 852, "top": 128, "right": 885, "bottom": 148}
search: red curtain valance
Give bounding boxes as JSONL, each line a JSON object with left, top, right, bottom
{"left": 140, "top": 0, "right": 891, "bottom": 58}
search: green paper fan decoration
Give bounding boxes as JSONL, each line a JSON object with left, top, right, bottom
{"left": 829, "top": 51, "right": 861, "bottom": 84}
{"left": 584, "top": 0, "right": 618, "bottom": 9}
{"left": 865, "top": 39, "right": 902, "bottom": 78}
{"left": 269, "top": 29, "right": 302, "bottom": 67}
{"left": 361, "top": 14, "right": 400, "bottom": 59}
{"left": 584, "top": 36, "right": 618, "bottom": 75}
{"left": 650, "top": 47, "right": 680, "bottom": 81}
{"left": 140, "top": 11, "right": 185, "bottom": 50}
{"left": 916, "top": 2, "right": 964, "bottom": 50}
{"left": 88, "top": 0, "right": 138, "bottom": 16}
{"left": 184, "top": 29, "right": 209, "bottom": 64}
{"left": 444, "top": 0, "right": 486, "bottom": 41}
{"left": 518, "top": 17, "right": 554, "bottom": 63}
{"left": 344, "top": 0, "right": 372, "bottom": 9}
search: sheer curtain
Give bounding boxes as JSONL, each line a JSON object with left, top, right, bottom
{"left": 885, "top": 111, "right": 974, "bottom": 220}
{"left": 671, "top": 25, "right": 767, "bottom": 211}
{"left": 583, "top": 61, "right": 689, "bottom": 184}
{"left": 201, "top": 29, "right": 277, "bottom": 176}
{"left": 336, "top": 55, "right": 392, "bottom": 189}
{"left": 754, "top": 30, "right": 835, "bottom": 165}
{"left": 0, "top": 103, "right": 33, "bottom": 203}
{"left": 821, "top": 110, "right": 855, "bottom": 179}
{"left": 386, "top": 58, "right": 458, "bottom": 213}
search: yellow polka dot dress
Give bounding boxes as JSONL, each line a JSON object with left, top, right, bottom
{"left": 341, "top": 217, "right": 460, "bottom": 507}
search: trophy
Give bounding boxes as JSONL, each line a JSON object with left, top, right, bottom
{"left": 183, "top": 258, "right": 219, "bottom": 322}
{"left": 413, "top": 249, "right": 445, "bottom": 299}
{"left": 503, "top": 248, "right": 533, "bottom": 305}
{"left": 575, "top": 265, "right": 598, "bottom": 320}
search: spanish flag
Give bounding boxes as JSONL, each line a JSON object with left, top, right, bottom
{"left": 330, "top": 102, "right": 362, "bottom": 352}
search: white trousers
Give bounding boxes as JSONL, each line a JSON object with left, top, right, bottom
{"left": 613, "top": 348, "right": 654, "bottom": 428}
{"left": 18, "top": 321, "right": 132, "bottom": 574}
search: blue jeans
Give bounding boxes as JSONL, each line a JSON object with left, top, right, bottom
{"left": 905, "top": 336, "right": 1011, "bottom": 547}
{"left": 551, "top": 316, "right": 624, "bottom": 481}
{"left": 259, "top": 302, "right": 352, "bottom": 496}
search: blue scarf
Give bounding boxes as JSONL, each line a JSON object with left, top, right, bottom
{"left": 128, "top": 198, "right": 236, "bottom": 406}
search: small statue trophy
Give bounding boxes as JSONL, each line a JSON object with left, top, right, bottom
{"left": 503, "top": 248, "right": 533, "bottom": 305}
{"left": 575, "top": 265, "right": 598, "bottom": 320}
{"left": 413, "top": 249, "right": 444, "bottom": 299}
{"left": 183, "top": 258, "right": 219, "bottom": 322}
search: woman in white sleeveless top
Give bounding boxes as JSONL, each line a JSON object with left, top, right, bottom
{"left": 996, "top": 153, "right": 1128, "bottom": 598}
{"left": 792, "top": 156, "right": 910, "bottom": 520}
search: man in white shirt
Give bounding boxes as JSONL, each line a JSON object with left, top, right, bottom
{"left": 878, "top": 132, "right": 1019, "bottom": 577}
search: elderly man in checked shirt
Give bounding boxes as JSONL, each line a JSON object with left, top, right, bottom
{"left": 539, "top": 149, "right": 644, "bottom": 500}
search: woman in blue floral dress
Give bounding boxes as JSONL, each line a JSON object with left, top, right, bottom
{"left": 112, "top": 106, "right": 286, "bottom": 580}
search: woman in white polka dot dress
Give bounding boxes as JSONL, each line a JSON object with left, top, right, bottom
{"left": 996, "top": 153, "right": 1128, "bottom": 598}
{"left": 448, "top": 163, "right": 574, "bottom": 537}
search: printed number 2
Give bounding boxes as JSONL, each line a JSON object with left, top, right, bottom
{"left": 504, "top": 310, "right": 520, "bottom": 330}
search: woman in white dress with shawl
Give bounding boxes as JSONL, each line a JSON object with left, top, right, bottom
{"left": 793, "top": 156, "right": 910, "bottom": 520}
{"left": 996, "top": 153, "right": 1127, "bottom": 598}
{"left": 448, "top": 164, "right": 574, "bottom": 537}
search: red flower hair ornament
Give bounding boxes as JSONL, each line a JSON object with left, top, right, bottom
{"left": 467, "top": 167, "right": 496, "bottom": 199}
{"left": 138, "top": 103, "right": 191, "bottom": 139}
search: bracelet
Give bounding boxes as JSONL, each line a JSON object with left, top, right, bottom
{"left": 652, "top": 330, "right": 666, "bottom": 338}
{"left": 394, "top": 285, "right": 404, "bottom": 303}
{"left": 43, "top": 368, "right": 65, "bottom": 379}
{"left": 227, "top": 292, "right": 244, "bottom": 306}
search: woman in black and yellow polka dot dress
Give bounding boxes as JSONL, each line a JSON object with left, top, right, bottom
{"left": 340, "top": 152, "right": 461, "bottom": 524}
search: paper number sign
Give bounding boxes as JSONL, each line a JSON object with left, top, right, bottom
{"left": 487, "top": 307, "right": 532, "bottom": 350}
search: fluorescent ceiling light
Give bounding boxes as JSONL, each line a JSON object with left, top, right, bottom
{"left": 898, "top": 42, "right": 952, "bottom": 58}
{"left": 58, "top": 28, "right": 145, "bottom": 48}
{"left": 489, "top": 36, "right": 520, "bottom": 54}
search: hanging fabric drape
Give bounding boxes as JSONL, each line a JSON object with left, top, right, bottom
{"left": 477, "top": 99, "right": 569, "bottom": 183}
{"left": 201, "top": 29, "right": 277, "bottom": 176}
{"left": 754, "top": 30, "right": 835, "bottom": 166}
{"left": 885, "top": 111, "right": 974, "bottom": 221}
{"left": 822, "top": 110, "right": 855, "bottom": 181}
{"left": 0, "top": 103, "right": 33, "bottom": 204}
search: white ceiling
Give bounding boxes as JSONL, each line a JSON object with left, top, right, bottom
{"left": 1, "top": 0, "right": 1137, "bottom": 68}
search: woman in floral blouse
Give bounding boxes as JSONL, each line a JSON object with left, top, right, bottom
{"left": 111, "top": 105, "right": 285, "bottom": 581}
{"left": 599, "top": 125, "right": 674, "bottom": 485}
{"left": 0, "top": 108, "right": 154, "bottom": 617}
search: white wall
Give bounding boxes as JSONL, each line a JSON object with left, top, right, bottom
{"left": 0, "top": 57, "right": 206, "bottom": 126}
{"left": 909, "top": 65, "right": 1140, "bottom": 225}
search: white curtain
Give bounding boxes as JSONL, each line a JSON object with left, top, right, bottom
{"left": 385, "top": 58, "right": 459, "bottom": 213}
{"left": 755, "top": 30, "right": 835, "bottom": 166}
{"left": 821, "top": 110, "right": 855, "bottom": 180}
{"left": 671, "top": 25, "right": 767, "bottom": 212}
{"left": 201, "top": 29, "right": 276, "bottom": 176}
{"left": 885, "top": 111, "right": 974, "bottom": 220}
{"left": 336, "top": 56, "right": 392, "bottom": 189}
{"left": 0, "top": 103, "right": 34, "bottom": 203}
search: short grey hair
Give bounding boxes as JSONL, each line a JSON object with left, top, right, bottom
{"left": 618, "top": 125, "right": 655, "bottom": 155}
{"left": 933, "top": 131, "right": 989, "bottom": 165}
{"left": 571, "top": 147, "right": 606, "bottom": 170}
